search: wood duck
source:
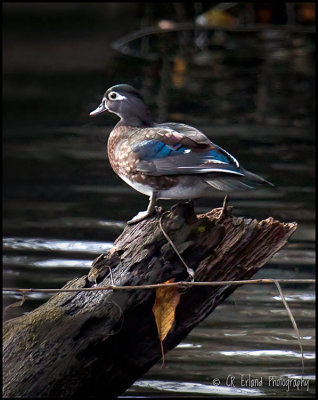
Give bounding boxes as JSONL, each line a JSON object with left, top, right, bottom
{"left": 90, "top": 84, "right": 273, "bottom": 224}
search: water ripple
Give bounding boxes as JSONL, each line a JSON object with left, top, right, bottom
{"left": 3, "top": 237, "right": 113, "bottom": 254}
{"left": 219, "top": 350, "right": 314, "bottom": 359}
{"left": 3, "top": 256, "right": 91, "bottom": 269}
{"left": 130, "top": 379, "right": 264, "bottom": 396}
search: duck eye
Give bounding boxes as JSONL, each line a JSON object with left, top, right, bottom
{"left": 109, "top": 92, "right": 118, "bottom": 100}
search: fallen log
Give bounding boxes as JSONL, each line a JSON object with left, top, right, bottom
{"left": 3, "top": 202, "right": 297, "bottom": 398}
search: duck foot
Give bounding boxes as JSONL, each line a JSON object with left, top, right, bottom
{"left": 127, "top": 206, "right": 162, "bottom": 225}
{"left": 127, "top": 192, "right": 159, "bottom": 225}
{"left": 127, "top": 210, "right": 153, "bottom": 225}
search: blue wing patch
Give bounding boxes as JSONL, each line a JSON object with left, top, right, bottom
{"left": 132, "top": 140, "right": 232, "bottom": 163}
{"left": 132, "top": 140, "right": 242, "bottom": 176}
{"left": 207, "top": 149, "right": 230, "bottom": 164}
{"left": 132, "top": 140, "right": 189, "bottom": 160}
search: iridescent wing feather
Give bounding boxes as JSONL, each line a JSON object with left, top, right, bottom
{"left": 132, "top": 123, "right": 243, "bottom": 177}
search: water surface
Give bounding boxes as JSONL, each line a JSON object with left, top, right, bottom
{"left": 3, "top": 5, "right": 315, "bottom": 397}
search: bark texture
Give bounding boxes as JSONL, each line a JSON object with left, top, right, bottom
{"left": 3, "top": 202, "right": 297, "bottom": 398}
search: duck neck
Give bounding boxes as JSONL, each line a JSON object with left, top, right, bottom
{"left": 119, "top": 110, "right": 154, "bottom": 127}
{"left": 117, "top": 98, "right": 154, "bottom": 127}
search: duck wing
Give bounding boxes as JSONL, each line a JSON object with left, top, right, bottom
{"left": 132, "top": 123, "right": 243, "bottom": 177}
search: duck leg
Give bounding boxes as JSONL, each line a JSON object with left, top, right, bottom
{"left": 219, "top": 194, "right": 229, "bottom": 218}
{"left": 127, "top": 191, "right": 158, "bottom": 225}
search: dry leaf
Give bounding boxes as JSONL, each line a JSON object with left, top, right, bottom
{"left": 152, "top": 278, "right": 181, "bottom": 367}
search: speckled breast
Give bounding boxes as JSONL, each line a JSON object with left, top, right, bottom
{"left": 107, "top": 125, "right": 178, "bottom": 191}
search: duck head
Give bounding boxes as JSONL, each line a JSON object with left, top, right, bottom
{"left": 90, "top": 84, "right": 153, "bottom": 127}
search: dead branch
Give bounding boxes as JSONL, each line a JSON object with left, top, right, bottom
{"left": 2, "top": 202, "right": 297, "bottom": 398}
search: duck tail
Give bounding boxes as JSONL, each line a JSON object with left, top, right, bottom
{"left": 204, "top": 169, "right": 274, "bottom": 192}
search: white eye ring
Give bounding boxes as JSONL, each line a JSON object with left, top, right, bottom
{"left": 108, "top": 91, "right": 127, "bottom": 101}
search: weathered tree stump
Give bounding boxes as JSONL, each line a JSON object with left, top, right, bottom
{"left": 3, "top": 202, "right": 297, "bottom": 398}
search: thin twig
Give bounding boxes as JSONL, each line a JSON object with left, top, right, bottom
{"left": 4, "top": 279, "right": 312, "bottom": 375}
{"left": 160, "top": 341, "right": 165, "bottom": 369}
{"left": 108, "top": 266, "right": 114, "bottom": 286}
{"left": 159, "top": 211, "right": 195, "bottom": 280}
{"left": 4, "top": 294, "right": 27, "bottom": 312}
{"left": 273, "top": 279, "right": 305, "bottom": 375}
{"left": 156, "top": 201, "right": 307, "bottom": 375}
{"left": 3, "top": 279, "right": 315, "bottom": 294}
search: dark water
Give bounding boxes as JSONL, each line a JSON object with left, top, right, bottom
{"left": 3, "top": 4, "right": 315, "bottom": 397}
{"left": 3, "top": 123, "right": 315, "bottom": 397}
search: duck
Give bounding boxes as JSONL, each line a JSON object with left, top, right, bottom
{"left": 90, "top": 84, "right": 273, "bottom": 224}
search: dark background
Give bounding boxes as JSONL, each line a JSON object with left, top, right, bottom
{"left": 4, "top": 2, "right": 315, "bottom": 128}
{"left": 3, "top": 3, "right": 315, "bottom": 398}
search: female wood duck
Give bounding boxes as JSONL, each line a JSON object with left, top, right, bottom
{"left": 90, "top": 84, "right": 273, "bottom": 224}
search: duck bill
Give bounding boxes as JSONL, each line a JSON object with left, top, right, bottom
{"left": 89, "top": 102, "right": 108, "bottom": 117}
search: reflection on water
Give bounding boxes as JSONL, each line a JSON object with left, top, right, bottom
{"left": 3, "top": 7, "right": 315, "bottom": 396}
{"left": 3, "top": 125, "right": 315, "bottom": 397}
